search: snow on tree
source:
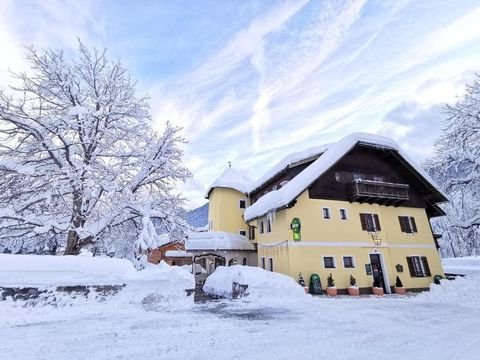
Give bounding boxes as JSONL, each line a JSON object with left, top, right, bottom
{"left": 426, "top": 74, "right": 480, "bottom": 256}
{"left": 0, "top": 42, "right": 191, "bottom": 257}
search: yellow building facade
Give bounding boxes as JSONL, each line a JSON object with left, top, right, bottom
{"left": 206, "top": 133, "right": 447, "bottom": 294}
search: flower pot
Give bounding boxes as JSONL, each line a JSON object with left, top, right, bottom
{"left": 326, "top": 287, "right": 337, "bottom": 297}
{"left": 372, "top": 287, "right": 384, "bottom": 296}
{"left": 348, "top": 287, "right": 360, "bottom": 296}
{"left": 394, "top": 286, "right": 406, "bottom": 295}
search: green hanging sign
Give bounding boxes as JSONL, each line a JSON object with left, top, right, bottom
{"left": 291, "top": 218, "right": 301, "bottom": 241}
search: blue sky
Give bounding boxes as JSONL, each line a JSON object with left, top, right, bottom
{"left": 1, "top": 0, "right": 480, "bottom": 208}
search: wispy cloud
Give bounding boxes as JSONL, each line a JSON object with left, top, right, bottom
{"left": 1, "top": 0, "right": 479, "bottom": 208}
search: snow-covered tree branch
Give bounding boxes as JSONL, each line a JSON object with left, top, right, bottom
{"left": 0, "top": 42, "right": 191, "bottom": 256}
{"left": 426, "top": 74, "right": 480, "bottom": 256}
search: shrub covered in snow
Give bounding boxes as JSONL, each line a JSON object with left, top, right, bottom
{"left": 415, "top": 275, "right": 480, "bottom": 309}
{"left": 202, "top": 265, "right": 306, "bottom": 300}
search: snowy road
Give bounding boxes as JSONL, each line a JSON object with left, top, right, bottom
{"left": 1, "top": 295, "right": 479, "bottom": 360}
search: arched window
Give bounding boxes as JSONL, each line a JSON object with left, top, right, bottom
{"left": 243, "top": 257, "right": 247, "bottom": 266}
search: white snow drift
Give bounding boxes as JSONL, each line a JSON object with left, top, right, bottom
{"left": 0, "top": 254, "right": 195, "bottom": 306}
{"left": 203, "top": 265, "right": 306, "bottom": 300}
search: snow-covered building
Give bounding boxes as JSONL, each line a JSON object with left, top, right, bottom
{"left": 205, "top": 132, "right": 448, "bottom": 294}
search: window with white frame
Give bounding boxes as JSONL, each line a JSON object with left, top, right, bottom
{"left": 343, "top": 256, "right": 355, "bottom": 268}
{"left": 359, "top": 213, "right": 381, "bottom": 232}
{"left": 399, "top": 216, "right": 418, "bottom": 234}
{"left": 323, "top": 256, "right": 336, "bottom": 269}
{"left": 406, "top": 256, "right": 431, "bottom": 277}
{"left": 340, "top": 208, "right": 348, "bottom": 220}
{"left": 239, "top": 199, "right": 246, "bottom": 209}
{"left": 322, "top": 207, "right": 331, "bottom": 220}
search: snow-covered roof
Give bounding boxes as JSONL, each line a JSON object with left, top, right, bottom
{"left": 244, "top": 132, "right": 446, "bottom": 222}
{"left": 205, "top": 167, "right": 252, "bottom": 198}
{"left": 185, "top": 231, "right": 256, "bottom": 251}
{"left": 249, "top": 144, "right": 329, "bottom": 193}
{"left": 165, "top": 250, "right": 193, "bottom": 258}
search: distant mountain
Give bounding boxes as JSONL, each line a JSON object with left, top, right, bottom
{"left": 186, "top": 203, "right": 208, "bottom": 228}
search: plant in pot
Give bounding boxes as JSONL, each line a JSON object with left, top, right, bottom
{"left": 394, "top": 276, "right": 406, "bottom": 295}
{"left": 372, "top": 276, "right": 384, "bottom": 296}
{"left": 348, "top": 275, "right": 360, "bottom": 296}
{"left": 326, "top": 273, "right": 337, "bottom": 296}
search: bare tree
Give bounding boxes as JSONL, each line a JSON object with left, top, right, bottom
{"left": 0, "top": 43, "right": 191, "bottom": 256}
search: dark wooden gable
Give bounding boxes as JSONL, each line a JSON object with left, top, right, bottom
{"left": 307, "top": 144, "right": 446, "bottom": 211}
{"left": 250, "top": 161, "right": 314, "bottom": 204}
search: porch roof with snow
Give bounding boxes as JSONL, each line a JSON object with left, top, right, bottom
{"left": 244, "top": 132, "right": 448, "bottom": 222}
{"left": 185, "top": 231, "right": 256, "bottom": 252}
{"left": 204, "top": 167, "right": 251, "bottom": 199}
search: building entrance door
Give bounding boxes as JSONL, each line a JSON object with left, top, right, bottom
{"left": 369, "top": 254, "right": 386, "bottom": 292}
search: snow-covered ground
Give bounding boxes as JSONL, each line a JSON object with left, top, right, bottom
{"left": 1, "top": 257, "right": 480, "bottom": 359}
{"left": 443, "top": 256, "right": 480, "bottom": 276}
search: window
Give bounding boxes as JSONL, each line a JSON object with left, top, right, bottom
{"left": 261, "top": 257, "right": 265, "bottom": 269}
{"left": 359, "top": 213, "right": 381, "bottom": 232}
{"left": 406, "top": 256, "right": 431, "bottom": 277}
{"left": 340, "top": 208, "right": 348, "bottom": 220}
{"left": 323, "top": 256, "right": 336, "bottom": 269}
{"left": 343, "top": 256, "right": 355, "bottom": 268}
{"left": 399, "top": 216, "right": 418, "bottom": 234}
{"left": 267, "top": 219, "right": 272, "bottom": 233}
{"left": 260, "top": 221, "right": 264, "bottom": 234}
{"left": 268, "top": 258, "right": 273, "bottom": 272}
{"left": 279, "top": 180, "right": 289, "bottom": 188}
{"left": 272, "top": 185, "right": 278, "bottom": 191}
{"left": 239, "top": 230, "right": 247, "bottom": 236}
{"left": 322, "top": 207, "right": 331, "bottom": 219}
{"left": 239, "top": 199, "right": 246, "bottom": 209}
{"left": 248, "top": 226, "right": 256, "bottom": 240}
{"left": 243, "top": 257, "right": 247, "bottom": 266}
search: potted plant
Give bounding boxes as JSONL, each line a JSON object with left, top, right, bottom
{"left": 298, "top": 272, "right": 309, "bottom": 294}
{"left": 326, "top": 273, "right": 337, "bottom": 296}
{"left": 372, "top": 277, "right": 384, "bottom": 296}
{"left": 394, "top": 276, "right": 406, "bottom": 295}
{"left": 348, "top": 275, "right": 359, "bottom": 296}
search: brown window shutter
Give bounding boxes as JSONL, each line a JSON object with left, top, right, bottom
{"left": 399, "top": 216, "right": 406, "bottom": 232}
{"left": 410, "top": 217, "right": 418, "bottom": 233}
{"left": 421, "top": 257, "right": 431, "bottom": 276}
{"left": 373, "top": 214, "right": 381, "bottom": 231}
{"left": 406, "top": 257, "right": 416, "bottom": 277}
{"left": 360, "top": 213, "right": 367, "bottom": 230}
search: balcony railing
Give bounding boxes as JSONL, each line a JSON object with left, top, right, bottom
{"left": 348, "top": 179, "right": 409, "bottom": 205}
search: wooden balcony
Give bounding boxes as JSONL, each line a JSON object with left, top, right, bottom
{"left": 348, "top": 179, "right": 409, "bottom": 206}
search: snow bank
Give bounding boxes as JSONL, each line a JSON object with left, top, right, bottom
{"left": 118, "top": 261, "right": 195, "bottom": 309}
{"left": 415, "top": 275, "right": 480, "bottom": 309}
{"left": 442, "top": 256, "right": 480, "bottom": 276}
{"left": 0, "top": 254, "right": 133, "bottom": 286}
{"left": 203, "top": 265, "right": 306, "bottom": 301}
{"left": 0, "top": 254, "right": 194, "bottom": 307}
